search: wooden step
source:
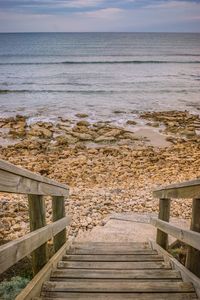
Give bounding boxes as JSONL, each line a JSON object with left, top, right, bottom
{"left": 71, "top": 242, "right": 150, "bottom": 247}
{"left": 42, "top": 280, "right": 195, "bottom": 293}
{"left": 36, "top": 293, "right": 198, "bottom": 300}
{"left": 51, "top": 269, "right": 182, "bottom": 280}
{"left": 68, "top": 248, "right": 157, "bottom": 255}
{"left": 57, "top": 261, "right": 170, "bottom": 269}
{"left": 68, "top": 242, "right": 151, "bottom": 254}
{"left": 62, "top": 254, "right": 164, "bottom": 262}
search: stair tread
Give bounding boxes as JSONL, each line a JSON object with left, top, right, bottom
{"left": 62, "top": 254, "right": 164, "bottom": 262}
{"left": 35, "top": 293, "right": 198, "bottom": 300}
{"left": 42, "top": 280, "right": 195, "bottom": 293}
{"left": 51, "top": 269, "right": 182, "bottom": 279}
{"left": 57, "top": 260, "right": 170, "bottom": 269}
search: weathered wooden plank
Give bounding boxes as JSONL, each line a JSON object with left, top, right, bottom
{"left": 0, "top": 169, "right": 68, "bottom": 196}
{"left": 67, "top": 249, "right": 157, "bottom": 255}
{"left": 0, "top": 217, "right": 70, "bottom": 274}
{"left": 15, "top": 241, "right": 72, "bottom": 300}
{"left": 42, "top": 280, "right": 195, "bottom": 293}
{"left": 156, "top": 198, "right": 170, "bottom": 250}
{"left": 0, "top": 159, "right": 69, "bottom": 196}
{"left": 0, "top": 159, "right": 68, "bottom": 188}
{"left": 186, "top": 198, "right": 200, "bottom": 277}
{"left": 57, "top": 261, "right": 170, "bottom": 269}
{"left": 151, "top": 218, "right": 200, "bottom": 251}
{"left": 52, "top": 196, "right": 66, "bottom": 252}
{"left": 150, "top": 239, "right": 200, "bottom": 298}
{"left": 62, "top": 254, "right": 164, "bottom": 262}
{"left": 28, "top": 194, "right": 48, "bottom": 275}
{"left": 153, "top": 179, "right": 200, "bottom": 199}
{"left": 51, "top": 269, "right": 181, "bottom": 279}
{"left": 34, "top": 293, "right": 198, "bottom": 300}
{"left": 72, "top": 242, "right": 150, "bottom": 247}
{"left": 68, "top": 242, "right": 151, "bottom": 255}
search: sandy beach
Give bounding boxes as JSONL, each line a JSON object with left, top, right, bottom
{"left": 0, "top": 110, "right": 200, "bottom": 241}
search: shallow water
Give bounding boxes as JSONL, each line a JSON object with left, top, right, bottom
{"left": 0, "top": 32, "right": 200, "bottom": 122}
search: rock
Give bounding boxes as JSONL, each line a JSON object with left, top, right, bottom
{"left": 72, "top": 132, "right": 92, "bottom": 141}
{"left": 181, "top": 129, "right": 196, "bottom": 138}
{"left": 12, "top": 224, "right": 21, "bottom": 231}
{"left": 113, "top": 110, "right": 125, "bottom": 114}
{"left": 103, "top": 129, "right": 122, "bottom": 138}
{"left": 56, "top": 134, "right": 78, "bottom": 145}
{"left": 75, "top": 113, "right": 89, "bottom": 118}
{"left": 40, "top": 128, "right": 53, "bottom": 139}
{"left": 28, "top": 124, "right": 53, "bottom": 139}
{"left": 151, "top": 122, "right": 160, "bottom": 128}
{"left": 76, "top": 120, "right": 90, "bottom": 127}
{"left": 126, "top": 120, "right": 137, "bottom": 125}
{"left": 95, "top": 136, "right": 116, "bottom": 143}
{"left": 121, "top": 132, "right": 138, "bottom": 140}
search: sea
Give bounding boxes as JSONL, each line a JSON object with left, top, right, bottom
{"left": 0, "top": 32, "right": 200, "bottom": 124}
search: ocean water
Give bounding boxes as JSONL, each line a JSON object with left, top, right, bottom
{"left": 0, "top": 32, "right": 200, "bottom": 123}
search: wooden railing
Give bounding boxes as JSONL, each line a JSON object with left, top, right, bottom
{"left": 151, "top": 179, "right": 200, "bottom": 277}
{"left": 0, "top": 159, "right": 70, "bottom": 276}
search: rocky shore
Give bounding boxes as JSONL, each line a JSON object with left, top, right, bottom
{"left": 0, "top": 110, "right": 200, "bottom": 240}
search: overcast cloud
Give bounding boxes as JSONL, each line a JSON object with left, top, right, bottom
{"left": 0, "top": 0, "right": 200, "bottom": 32}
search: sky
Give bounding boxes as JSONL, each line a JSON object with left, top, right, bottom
{"left": 0, "top": 0, "right": 200, "bottom": 32}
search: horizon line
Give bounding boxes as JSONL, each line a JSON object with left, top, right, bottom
{"left": 0, "top": 31, "right": 200, "bottom": 34}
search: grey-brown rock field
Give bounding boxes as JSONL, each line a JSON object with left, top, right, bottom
{"left": 0, "top": 110, "right": 199, "bottom": 241}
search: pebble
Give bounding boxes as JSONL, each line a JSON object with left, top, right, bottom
{"left": 0, "top": 111, "right": 199, "bottom": 240}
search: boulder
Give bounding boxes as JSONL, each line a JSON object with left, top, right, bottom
{"left": 95, "top": 136, "right": 116, "bottom": 143}
{"left": 103, "top": 129, "right": 122, "bottom": 138}
{"left": 126, "top": 120, "right": 137, "bottom": 125}
{"left": 72, "top": 132, "right": 93, "bottom": 141}
{"left": 75, "top": 113, "right": 89, "bottom": 118}
{"left": 56, "top": 134, "right": 78, "bottom": 145}
{"left": 76, "top": 120, "right": 90, "bottom": 127}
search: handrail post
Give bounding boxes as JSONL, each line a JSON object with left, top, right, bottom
{"left": 28, "top": 195, "right": 48, "bottom": 275}
{"left": 156, "top": 198, "right": 171, "bottom": 250}
{"left": 52, "top": 196, "right": 66, "bottom": 252}
{"left": 185, "top": 198, "right": 200, "bottom": 277}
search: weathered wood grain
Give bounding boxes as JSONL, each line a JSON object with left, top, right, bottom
{"left": 57, "top": 261, "right": 170, "bottom": 269}
{"left": 150, "top": 239, "right": 200, "bottom": 298}
{"left": 0, "top": 217, "right": 70, "bottom": 274}
{"left": 51, "top": 268, "right": 181, "bottom": 279}
{"left": 186, "top": 198, "right": 200, "bottom": 277}
{"left": 42, "top": 280, "right": 195, "bottom": 293}
{"left": 28, "top": 194, "right": 47, "bottom": 275}
{"left": 16, "top": 241, "right": 72, "bottom": 300}
{"left": 0, "top": 159, "right": 68, "bottom": 196}
{"left": 156, "top": 198, "right": 170, "bottom": 250}
{"left": 34, "top": 293, "right": 198, "bottom": 300}
{"left": 68, "top": 248, "right": 157, "bottom": 255}
{"left": 153, "top": 179, "right": 200, "bottom": 199}
{"left": 151, "top": 218, "right": 200, "bottom": 251}
{"left": 62, "top": 254, "right": 163, "bottom": 262}
{"left": 52, "top": 196, "right": 66, "bottom": 252}
{"left": 0, "top": 159, "right": 67, "bottom": 188}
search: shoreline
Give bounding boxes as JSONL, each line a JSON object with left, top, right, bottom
{"left": 0, "top": 110, "right": 200, "bottom": 241}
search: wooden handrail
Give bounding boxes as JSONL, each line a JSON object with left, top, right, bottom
{"left": 0, "top": 159, "right": 70, "bottom": 276}
{"left": 0, "top": 159, "right": 69, "bottom": 196}
{"left": 150, "top": 218, "right": 200, "bottom": 252}
{"left": 153, "top": 178, "right": 200, "bottom": 199}
{"left": 153, "top": 178, "right": 200, "bottom": 277}
{"left": 0, "top": 217, "right": 71, "bottom": 274}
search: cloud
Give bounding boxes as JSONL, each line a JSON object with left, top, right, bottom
{"left": 0, "top": 0, "right": 200, "bottom": 31}
{"left": 59, "top": 0, "right": 105, "bottom": 8}
{"left": 80, "top": 7, "right": 124, "bottom": 19}
{"left": 145, "top": 0, "right": 200, "bottom": 9}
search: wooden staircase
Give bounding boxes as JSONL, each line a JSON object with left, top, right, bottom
{"left": 0, "top": 159, "right": 200, "bottom": 299}
{"left": 36, "top": 240, "right": 197, "bottom": 300}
